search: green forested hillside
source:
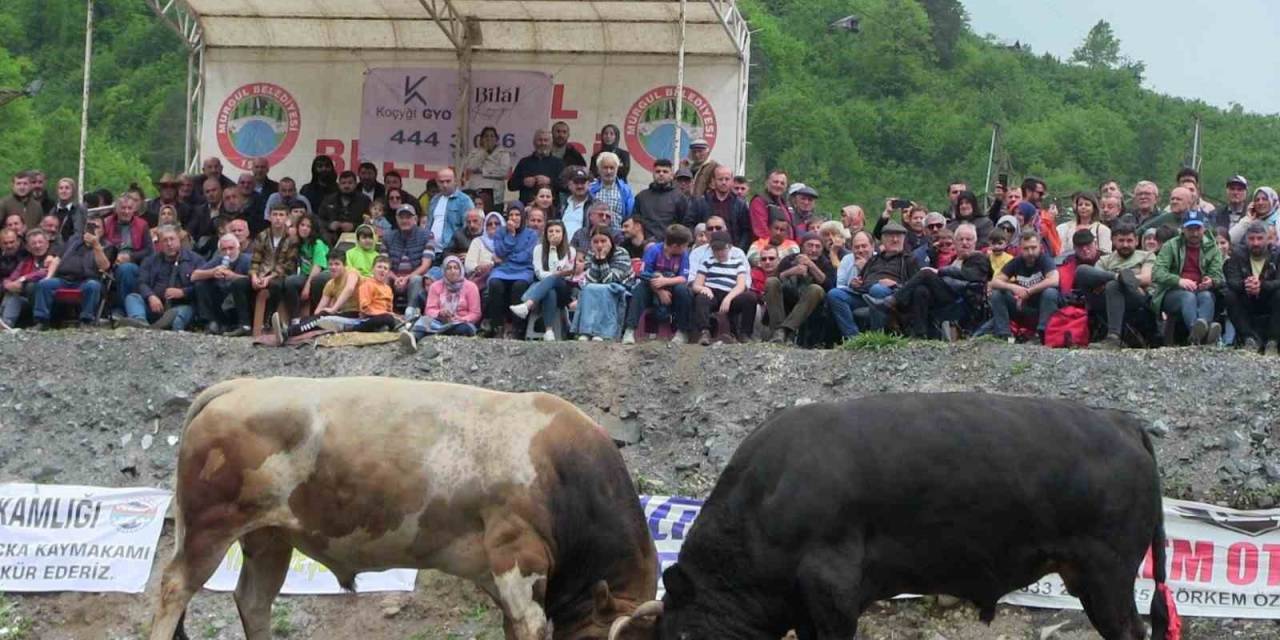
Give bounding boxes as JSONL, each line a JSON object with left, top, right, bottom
{"left": 0, "top": 0, "right": 184, "bottom": 192}
{"left": 741, "top": 0, "right": 1280, "bottom": 209}
{"left": 1, "top": 0, "right": 1277, "bottom": 209}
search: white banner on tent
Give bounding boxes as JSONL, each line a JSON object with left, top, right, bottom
{"left": 0, "top": 484, "right": 171, "bottom": 593}
{"left": 204, "top": 542, "right": 416, "bottom": 594}
{"left": 359, "top": 68, "right": 553, "bottom": 166}
{"left": 642, "top": 495, "right": 1280, "bottom": 619}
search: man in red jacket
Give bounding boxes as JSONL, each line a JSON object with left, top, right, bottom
{"left": 102, "top": 193, "right": 154, "bottom": 317}
{"left": 749, "top": 170, "right": 794, "bottom": 242}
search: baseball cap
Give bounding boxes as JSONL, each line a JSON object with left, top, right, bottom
{"left": 709, "top": 230, "right": 732, "bottom": 249}
{"left": 568, "top": 168, "right": 589, "bottom": 182}
{"left": 1227, "top": 175, "right": 1248, "bottom": 189}
{"left": 689, "top": 138, "right": 709, "bottom": 149}
{"left": 1182, "top": 210, "right": 1206, "bottom": 228}
{"left": 675, "top": 168, "right": 693, "bottom": 180}
{"left": 882, "top": 220, "right": 908, "bottom": 235}
{"left": 395, "top": 205, "right": 417, "bottom": 217}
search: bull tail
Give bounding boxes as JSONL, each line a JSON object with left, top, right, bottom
{"left": 1142, "top": 429, "right": 1181, "bottom": 640}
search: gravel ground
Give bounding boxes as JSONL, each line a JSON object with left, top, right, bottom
{"left": 0, "top": 328, "right": 1278, "bottom": 639}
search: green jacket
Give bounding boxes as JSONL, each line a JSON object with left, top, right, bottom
{"left": 1151, "top": 233, "right": 1225, "bottom": 312}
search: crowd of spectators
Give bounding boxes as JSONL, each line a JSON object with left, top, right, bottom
{"left": 3, "top": 128, "right": 1279, "bottom": 355}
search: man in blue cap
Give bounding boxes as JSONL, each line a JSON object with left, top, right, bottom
{"left": 1151, "top": 209, "right": 1225, "bottom": 346}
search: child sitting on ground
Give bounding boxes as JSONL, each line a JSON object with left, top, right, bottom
{"left": 273, "top": 255, "right": 399, "bottom": 342}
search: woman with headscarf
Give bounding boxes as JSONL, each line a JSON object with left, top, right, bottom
{"left": 466, "top": 211, "right": 503, "bottom": 287}
{"left": 399, "top": 255, "right": 483, "bottom": 352}
{"left": 485, "top": 202, "right": 538, "bottom": 337}
{"left": 1056, "top": 191, "right": 1111, "bottom": 256}
{"left": 300, "top": 155, "right": 338, "bottom": 207}
{"left": 572, "top": 225, "right": 633, "bottom": 340}
{"left": 1230, "top": 187, "right": 1280, "bottom": 247}
{"left": 589, "top": 124, "right": 631, "bottom": 181}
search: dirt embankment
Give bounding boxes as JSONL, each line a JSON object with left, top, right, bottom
{"left": 0, "top": 330, "right": 1277, "bottom": 639}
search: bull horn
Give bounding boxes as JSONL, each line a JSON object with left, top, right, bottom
{"left": 607, "top": 615, "right": 633, "bottom": 640}
{"left": 632, "top": 600, "right": 664, "bottom": 618}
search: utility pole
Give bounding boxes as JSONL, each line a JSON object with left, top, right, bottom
{"left": 78, "top": 0, "right": 94, "bottom": 199}
{"left": 1189, "top": 115, "right": 1202, "bottom": 173}
{"left": 673, "top": 0, "right": 688, "bottom": 164}
{"left": 983, "top": 123, "right": 1000, "bottom": 202}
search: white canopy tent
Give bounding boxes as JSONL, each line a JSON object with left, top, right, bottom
{"left": 146, "top": 0, "right": 750, "bottom": 176}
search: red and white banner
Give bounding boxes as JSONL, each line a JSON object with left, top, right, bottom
{"left": 1006, "top": 497, "right": 1280, "bottom": 618}
{"left": 644, "top": 495, "right": 1280, "bottom": 618}
{"left": 359, "top": 68, "right": 553, "bottom": 166}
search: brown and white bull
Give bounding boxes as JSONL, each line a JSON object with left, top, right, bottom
{"left": 149, "top": 377, "right": 658, "bottom": 640}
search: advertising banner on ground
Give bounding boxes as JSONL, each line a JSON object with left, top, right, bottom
{"left": 0, "top": 484, "right": 171, "bottom": 593}
{"left": 204, "top": 543, "right": 417, "bottom": 595}
{"left": 201, "top": 49, "right": 744, "bottom": 193}
{"left": 359, "top": 68, "right": 553, "bottom": 166}
{"left": 642, "top": 495, "right": 1280, "bottom": 619}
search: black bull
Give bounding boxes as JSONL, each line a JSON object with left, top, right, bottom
{"left": 652, "top": 393, "right": 1179, "bottom": 640}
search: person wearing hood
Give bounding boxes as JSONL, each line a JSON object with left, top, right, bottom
{"left": 632, "top": 159, "right": 688, "bottom": 241}
{"left": 466, "top": 211, "right": 503, "bottom": 286}
{"left": 484, "top": 202, "right": 539, "bottom": 337}
{"left": 300, "top": 155, "right": 339, "bottom": 208}
{"left": 1229, "top": 187, "right": 1280, "bottom": 247}
{"left": 589, "top": 124, "right": 631, "bottom": 181}
{"left": 947, "top": 190, "right": 994, "bottom": 249}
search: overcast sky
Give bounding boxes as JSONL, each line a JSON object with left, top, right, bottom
{"left": 963, "top": 0, "right": 1280, "bottom": 115}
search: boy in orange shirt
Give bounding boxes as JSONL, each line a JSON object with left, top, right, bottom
{"left": 350, "top": 255, "right": 399, "bottom": 332}
{"left": 271, "top": 255, "right": 399, "bottom": 342}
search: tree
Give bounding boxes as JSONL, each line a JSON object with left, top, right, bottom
{"left": 1070, "top": 20, "right": 1122, "bottom": 69}
{"left": 919, "top": 0, "right": 968, "bottom": 67}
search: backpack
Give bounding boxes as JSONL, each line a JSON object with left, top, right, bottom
{"left": 1044, "top": 305, "right": 1089, "bottom": 348}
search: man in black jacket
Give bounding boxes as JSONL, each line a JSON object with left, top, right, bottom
{"left": 858, "top": 221, "right": 920, "bottom": 331}
{"left": 867, "top": 223, "right": 991, "bottom": 338}
{"left": 32, "top": 216, "right": 111, "bottom": 329}
{"left": 631, "top": 159, "right": 687, "bottom": 241}
{"left": 316, "top": 171, "right": 371, "bottom": 246}
{"left": 1224, "top": 221, "right": 1280, "bottom": 354}
{"left": 117, "top": 226, "right": 201, "bottom": 331}
{"left": 508, "top": 130, "right": 564, "bottom": 206}
{"left": 686, "top": 165, "right": 752, "bottom": 251}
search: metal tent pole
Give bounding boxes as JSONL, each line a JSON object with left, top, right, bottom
{"left": 674, "top": 0, "right": 687, "bottom": 164}
{"left": 77, "top": 0, "right": 94, "bottom": 198}
{"left": 983, "top": 123, "right": 998, "bottom": 202}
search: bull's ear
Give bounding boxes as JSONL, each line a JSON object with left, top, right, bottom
{"left": 592, "top": 579, "right": 614, "bottom": 615}
{"left": 661, "top": 564, "right": 694, "bottom": 602}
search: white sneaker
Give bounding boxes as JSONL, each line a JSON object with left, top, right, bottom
{"left": 270, "top": 312, "right": 286, "bottom": 346}
{"left": 397, "top": 329, "right": 418, "bottom": 354}
{"left": 509, "top": 303, "right": 530, "bottom": 320}
{"left": 577, "top": 335, "right": 589, "bottom": 341}
{"left": 672, "top": 332, "right": 688, "bottom": 345}
{"left": 622, "top": 328, "right": 636, "bottom": 344}
{"left": 543, "top": 329, "right": 556, "bottom": 341}
{"left": 591, "top": 336, "right": 605, "bottom": 341}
